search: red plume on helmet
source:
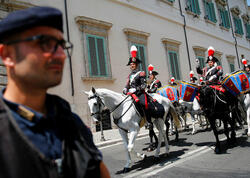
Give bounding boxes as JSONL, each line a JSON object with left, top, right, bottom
{"left": 207, "top": 46, "right": 215, "bottom": 57}
{"left": 242, "top": 58, "right": 247, "bottom": 66}
{"left": 148, "top": 64, "right": 154, "bottom": 72}
{"left": 130, "top": 45, "right": 137, "bottom": 58}
{"left": 127, "top": 45, "right": 141, "bottom": 66}
{"left": 171, "top": 77, "right": 175, "bottom": 82}
{"left": 189, "top": 70, "right": 194, "bottom": 78}
{"left": 200, "top": 77, "right": 203, "bottom": 82}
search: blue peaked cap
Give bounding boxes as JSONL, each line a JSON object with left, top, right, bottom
{"left": 0, "top": 6, "right": 63, "bottom": 41}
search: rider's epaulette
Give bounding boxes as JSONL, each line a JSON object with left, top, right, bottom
{"left": 139, "top": 71, "right": 146, "bottom": 77}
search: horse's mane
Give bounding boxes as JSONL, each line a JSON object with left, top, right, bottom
{"left": 96, "top": 88, "right": 124, "bottom": 99}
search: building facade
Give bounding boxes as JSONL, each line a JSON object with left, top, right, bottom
{"left": 0, "top": 0, "right": 249, "bottom": 132}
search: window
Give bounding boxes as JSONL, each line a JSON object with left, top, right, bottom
{"left": 86, "top": 34, "right": 108, "bottom": 77}
{"left": 124, "top": 28, "right": 150, "bottom": 74}
{"left": 203, "top": 0, "right": 217, "bottom": 23}
{"left": 162, "top": 38, "right": 182, "bottom": 80}
{"left": 168, "top": 51, "right": 181, "bottom": 80}
{"left": 131, "top": 43, "right": 147, "bottom": 73}
{"left": 245, "top": 23, "right": 250, "bottom": 39}
{"left": 218, "top": 8, "right": 230, "bottom": 29}
{"left": 75, "top": 16, "right": 112, "bottom": 80}
{"left": 186, "top": 0, "right": 201, "bottom": 15}
{"left": 229, "top": 64, "right": 235, "bottom": 72}
{"left": 197, "top": 56, "right": 205, "bottom": 69}
{"left": 193, "top": 46, "right": 206, "bottom": 70}
{"left": 233, "top": 16, "right": 244, "bottom": 35}
{"left": 231, "top": 7, "right": 244, "bottom": 36}
{"left": 227, "top": 55, "right": 235, "bottom": 73}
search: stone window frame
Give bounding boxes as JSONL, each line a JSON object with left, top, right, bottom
{"left": 159, "top": 0, "right": 175, "bottom": 6}
{"left": 75, "top": 16, "right": 114, "bottom": 81}
{"left": 162, "top": 38, "right": 182, "bottom": 80}
{"left": 214, "top": 50, "right": 223, "bottom": 66}
{"left": 123, "top": 28, "right": 150, "bottom": 75}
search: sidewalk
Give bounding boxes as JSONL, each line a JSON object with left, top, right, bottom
{"left": 93, "top": 126, "right": 150, "bottom": 148}
{"left": 92, "top": 117, "right": 194, "bottom": 148}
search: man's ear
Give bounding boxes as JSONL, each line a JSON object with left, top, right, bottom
{"left": 0, "top": 44, "right": 15, "bottom": 68}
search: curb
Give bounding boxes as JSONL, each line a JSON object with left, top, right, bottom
{"left": 96, "top": 132, "right": 150, "bottom": 148}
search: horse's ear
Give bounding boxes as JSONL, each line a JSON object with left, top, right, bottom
{"left": 83, "top": 90, "right": 89, "bottom": 95}
{"left": 92, "top": 87, "right": 96, "bottom": 94}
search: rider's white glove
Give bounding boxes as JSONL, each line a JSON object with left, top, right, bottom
{"left": 195, "top": 58, "right": 200, "bottom": 64}
{"left": 123, "top": 88, "right": 127, "bottom": 94}
{"left": 209, "top": 75, "right": 217, "bottom": 82}
{"left": 128, "top": 88, "right": 136, "bottom": 93}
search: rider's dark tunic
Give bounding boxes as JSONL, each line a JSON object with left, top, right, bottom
{"left": 147, "top": 79, "right": 162, "bottom": 93}
{"left": 196, "top": 64, "right": 223, "bottom": 83}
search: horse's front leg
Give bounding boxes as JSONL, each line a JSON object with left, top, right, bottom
{"left": 246, "top": 105, "right": 250, "bottom": 136}
{"left": 209, "top": 118, "right": 221, "bottom": 154}
{"left": 154, "top": 119, "right": 169, "bottom": 158}
{"left": 190, "top": 113, "right": 196, "bottom": 135}
{"left": 128, "top": 130, "right": 146, "bottom": 160}
{"left": 118, "top": 129, "right": 132, "bottom": 170}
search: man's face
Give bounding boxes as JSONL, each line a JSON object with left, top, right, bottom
{"left": 130, "top": 62, "right": 137, "bottom": 71}
{"left": 149, "top": 74, "right": 155, "bottom": 80}
{"left": 246, "top": 67, "right": 250, "bottom": 72}
{"left": 208, "top": 61, "right": 214, "bottom": 67}
{"left": 6, "top": 26, "right": 66, "bottom": 89}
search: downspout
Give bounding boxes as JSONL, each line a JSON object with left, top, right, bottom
{"left": 226, "top": 0, "right": 240, "bottom": 68}
{"left": 178, "top": 0, "right": 192, "bottom": 71}
{"left": 64, "top": 0, "right": 75, "bottom": 96}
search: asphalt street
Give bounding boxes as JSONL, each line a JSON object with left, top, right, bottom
{"left": 100, "top": 127, "right": 250, "bottom": 178}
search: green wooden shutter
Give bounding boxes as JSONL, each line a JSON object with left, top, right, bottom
{"left": 168, "top": 51, "right": 180, "bottom": 80}
{"left": 87, "top": 35, "right": 98, "bottom": 76}
{"left": 97, "top": 38, "right": 107, "bottom": 76}
{"left": 224, "top": 10, "right": 230, "bottom": 28}
{"left": 230, "top": 64, "right": 235, "bottom": 72}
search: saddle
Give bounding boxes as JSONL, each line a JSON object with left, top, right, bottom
{"left": 131, "top": 93, "right": 165, "bottom": 119}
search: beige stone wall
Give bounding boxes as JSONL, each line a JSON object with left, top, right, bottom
{"left": 0, "top": 0, "right": 249, "bottom": 132}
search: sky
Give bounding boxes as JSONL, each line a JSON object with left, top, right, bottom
{"left": 248, "top": 0, "right": 250, "bottom": 6}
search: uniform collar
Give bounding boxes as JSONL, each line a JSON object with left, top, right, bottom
{"left": 0, "top": 88, "right": 56, "bottom": 125}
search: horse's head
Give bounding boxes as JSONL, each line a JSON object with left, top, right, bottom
{"left": 84, "top": 87, "right": 104, "bottom": 122}
{"left": 198, "top": 85, "right": 214, "bottom": 112}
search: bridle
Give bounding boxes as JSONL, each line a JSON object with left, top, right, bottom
{"left": 88, "top": 93, "right": 133, "bottom": 121}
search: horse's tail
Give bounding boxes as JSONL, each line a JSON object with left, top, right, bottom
{"left": 169, "top": 102, "right": 181, "bottom": 129}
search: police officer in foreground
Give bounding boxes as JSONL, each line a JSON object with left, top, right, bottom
{"left": 196, "top": 46, "right": 223, "bottom": 84}
{"left": 0, "top": 7, "right": 109, "bottom": 178}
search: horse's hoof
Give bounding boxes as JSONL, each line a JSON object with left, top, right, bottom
{"left": 122, "top": 167, "right": 130, "bottom": 173}
{"left": 214, "top": 147, "right": 221, "bottom": 154}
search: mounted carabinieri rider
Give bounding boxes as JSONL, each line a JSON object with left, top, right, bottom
{"left": 196, "top": 46, "right": 223, "bottom": 84}
{"left": 147, "top": 64, "right": 162, "bottom": 93}
{"left": 123, "top": 46, "right": 163, "bottom": 128}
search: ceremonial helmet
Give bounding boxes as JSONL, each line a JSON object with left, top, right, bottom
{"left": 206, "top": 46, "right": 219, "bottom": 63}
{"left": 148, "top": 64, "right": 159, "bottom": 76}
{"left": 189, "top": 71, "right": 197, "bottom": 82}
{"left": 242, "top": 58, "right": 250, "bottom": 69}
{"left": 127, "top": 45, "right": 141, "bottom": 66}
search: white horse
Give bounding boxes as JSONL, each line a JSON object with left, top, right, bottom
{"left": 84, "top": 88, "right": 180, "bottom": 172}
{"left": 244, "top": 93, "right": 250, "bottom": 136}
{"left": 179, "top": 98, "right": 208, "bottom": 134}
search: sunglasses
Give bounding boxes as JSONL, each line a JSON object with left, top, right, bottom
{"left": 3, "top": 34, "right": 73, "bottom": 56}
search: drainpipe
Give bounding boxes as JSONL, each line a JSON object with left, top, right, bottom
{"left": 226, "top": 0, "right": 240, "bottom": 68}
{"left": 178, "top": 0, "right": 192, "bottom": 71}
{"left": 64, "top": 0, "right": 75, "bottom": 96}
